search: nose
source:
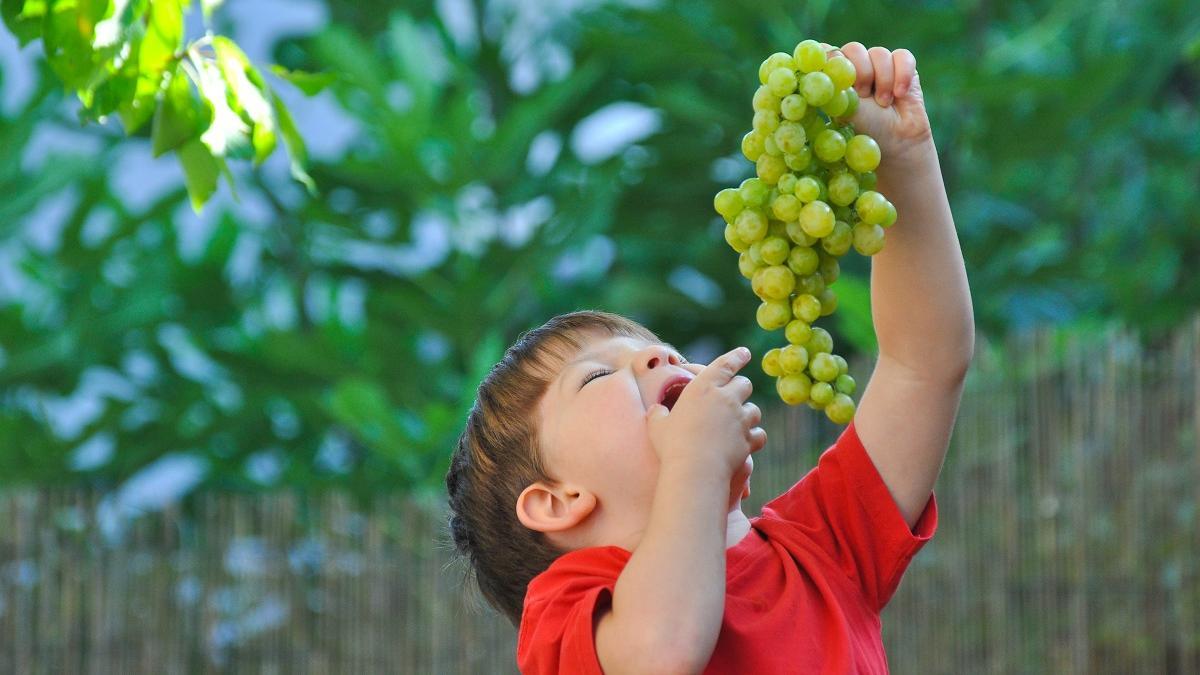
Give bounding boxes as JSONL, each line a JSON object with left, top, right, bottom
{"left": 636, "top": 344, "right": 684, "bottom": 372}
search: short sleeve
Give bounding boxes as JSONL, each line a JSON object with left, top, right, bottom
{"left": 756, "top": 420, "right": 937, "bottom": 611}
{"left": 516, "top": 547, "right": 629, "bottom": 675}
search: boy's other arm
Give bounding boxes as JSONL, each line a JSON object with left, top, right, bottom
{"left": 856, "top": 140, "right": 974, "bottom": 530}
{"left": 594, "top": 463, "right": 731, "bottom": 675}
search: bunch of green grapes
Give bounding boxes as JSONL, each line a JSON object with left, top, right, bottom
{"left": 712, "top": 39, "right": 898, "bottom": 426}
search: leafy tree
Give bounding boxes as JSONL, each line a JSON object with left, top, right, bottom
{"left": 1, "top": 0, "right": 320, "bottom": 210}
{"left": 1, "top": 0, "right": 1198, "bottom": 501}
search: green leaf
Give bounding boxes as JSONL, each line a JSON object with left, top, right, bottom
{"left": 268, "top": 89, "right": 317, "bottom": 196}
{"left": 118, "top": 0, "right": 182, "bottom": 133}
{"left": 191, "top": 52, "right": 250, "bottom": 159}
{"left": 213, "top": 36, "right": 275, "bottom": 164}
{"left": 327, "top": 378, "right": 423, "bottom": 483}
{"left": 42, "top": 0, "right": 101, "bottom": 90}
{"left": 151, "top": 64, "right": 210, "bottom": 157}
{"left": 2, "top": 0, "right": 46, "bottom": 46}
{"left": 176, "top": 137, "right": 221, "bottom": 212}
{"left": 268, "top": 64, "right": 337, "bottom": 96}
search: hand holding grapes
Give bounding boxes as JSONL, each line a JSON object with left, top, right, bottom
{"left": 824, "top": 42, "right": 933, "bottom": 167}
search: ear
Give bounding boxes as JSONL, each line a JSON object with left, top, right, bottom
{"left": 516, "top": 480, "right": 597, "bottom": 534}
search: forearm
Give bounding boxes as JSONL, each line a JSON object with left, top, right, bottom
{"left": 604, "top": 462, "right": 729, "bottom": 674}
{"left": 871, "top": 138, "right": 975, "bottom": 375}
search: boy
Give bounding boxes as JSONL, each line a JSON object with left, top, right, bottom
{"left": 445, "top": 41, "right": 974, "bottom": 673}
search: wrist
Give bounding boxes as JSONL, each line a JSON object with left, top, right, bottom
{"left": 876, "top": 137, "right": 943, "bottom": 195}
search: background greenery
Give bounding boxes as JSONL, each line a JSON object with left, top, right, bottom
{"left": 1, "top": 0, "right": 1198, "bottom": 504}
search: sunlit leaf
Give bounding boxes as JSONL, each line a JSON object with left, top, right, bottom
{"left": 177, "top": 137, "right": 221, "bottom": 212}
{"left": 269, "top": 64, "right": 337, "bottom": 96}
{"left": 151, "top": 64, "right": 210, "bottom": 156}
{"left": 1, "top": 0, "right": 45, "bottom": 45}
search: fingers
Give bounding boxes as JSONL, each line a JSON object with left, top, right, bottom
{"left": 867, "top": 46, "right": 894, "bottom": 106}
{"left": 727, "top": 374, "right": 753, "bottom": 402}
{"left": 701, "top": 347, "right": 750, "bottom": 385}
{"left": 741, "top": 401, "right": 761, "bottom": 427}
{"left": 748, "top": 427, "right": 767, "bottom": 453}
{"left": 840, "top": 41, "right": 872, "bottom": 99}
{"left": 892, "top": 48, "right": 916, "bottom": 98}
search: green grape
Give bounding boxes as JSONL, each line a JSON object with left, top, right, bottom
{"left": 793, "top": 176, "right": 821, "bottom": 203}
{"left": 784, "top": 146, "right": 813, "bottom": 172}
{"left": 818, "top": 251, "right": 842, "bottom": 283}
{"left": 786, "top": 244, "right": 819, "bottom": 276}
{"left": 833, "top": 204, "right": 853, "bottom": 223}
{"left": 812, "top": 175, "right": 830, "bottom": 202}
{"left": 762, "top": 348, "right": 784, "bottom": 377}
{"left": 753, "top": 110, "right": 780, "bottom": 135}
{"left": 792, "top": 40, "right": 826, "bottom": 74}
{"left": 809, "top": 381, "right": 835, "bottom": 406}
{"left": 777, "top": 374, "right": 812, "bottom": 405}
{"left": 791, "top": 293, "right": 821, "bottom": 323}
{"left": 837, "top": 125, "right": 855, "bottom": 141}
{"left": 767, "top": 67, "right": 798, "bottom": 98}
{"left": 766, "top": 186, "right": 780, "bottom": 204}
{"left": 767, "top": 219, "right": 788, "bottom": 238}
{"left": 806, "top": 326, "right": 833, "bottom": 354}
{"left": 824, "top": 393, "right": 856, "bottom": 424}
{"left": 760, "top": 236, "right": 790, "bottom": 265}
{"left": 715, "top": 188, "right": 745, "bottom": 221}
{"left": 796, "top": 272, "right": 825, "bottom": 297}
{"left": 754, "top": 265, "right": 795, "bottom": 300}
{"left": 822, "top": 90, "right": 850, "bottom": 118}
{"left": 813, "top": 129, "right": 847, "bottom": 163}
{"left": 799, "top": 200, "right": 835, "bottom": 238}
{"left": 735, "top": 208, "right": 768, "bottom": 243}
{"left": 855, "top": 190, "right": 889, "bottom": 225}
{"left": 762, "top": 133, "right": 783, "bottom": 157}
{"left": 738, "top": 251, "right": 761, "bottom": 279}
{"left": 757, "top": 154, "right": 788, "bottom": 185}
{"left": 742, "top": 131, "right": 766, "bottom": 162}
{"left": 842, "top": 87, "right": 860, "bottom": 117}
{"left": 857, "top": 170, "right": 877, "bottom": 191}
{"left": 807, "top": 399, "right": 825, "bottom": 411}
{"left": 818, "top": 287, "right": 838, "bottom": 316}
{"left": 771, "top": 193, "right": 801, "bottom": 221}
{"left": 780, "top": 94, "right": 808, "bottom": 121}
{"left": 777, "top": 172, "right": 798, "bottom": 195}
{"left": 845, "top": 134, "right": 881, "bottom": 173}
{"left": 747, "top": 240, "right": 765, "bottom": 265}
{"left": 801, "top": 114, "right": 827, "bottom": 146}
{"left": 785, "top": 319, "right": 812, "bottom": 346}
{"left": 810, "top": 352, "right": 840, "bottom": 382}
{"left": 800, "top": 71, "right": 835, "bottom": 107}
{"left": 826, "top": 171, "right": 860, "bottom": 206}
{"left": 739, "top": 178, "right": 769, "bottom": 207}
{"left": 756, "top": 299, "right": 792, "bottom": 330}
{"left": 832, "top": 355, "right": 849, "bottom": 377}
{"left": 785, "top": 220, "right": 817, "bottom": 247}
{"left": 823, "top": 55, "right": 857, "bottom": 90}
{"left": 881, "top": 200, "right": 898, "bottom": 228}
{"left": 779, "top": 344, "right": 809, "bottom": 374}
{"left": 773, "top": 121, "right": 807, "bottom": 155}
{"left": 759, "top": 52, "right": 795, "bottom": 85}
{"left": 821, "top": 221, "right": 853, "bottom": 257}
{"left": 753, "top": 85, "right": 782, "bottom": 113}
{"left": 725, "top": 224, "right": 750, "bottom": 253}
{"left": 852, "top": 222, "right": 886, "bottom": 256}
{"left": 835, "top": 373, "right": 856, "bottom": 395}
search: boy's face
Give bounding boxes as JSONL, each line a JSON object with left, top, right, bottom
{"left": 535, "top": 331, "right": 753, "bottom": 551}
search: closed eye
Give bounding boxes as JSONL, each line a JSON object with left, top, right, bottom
{"left": 581, "top": 369, "right": 612, "bottom": 387}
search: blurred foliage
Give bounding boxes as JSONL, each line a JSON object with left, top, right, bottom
{"left": 0, "top": 0, "right": 1198, "bottom": 500}
{"left": 0, "top": 0, "right": 319, "bottom": 209}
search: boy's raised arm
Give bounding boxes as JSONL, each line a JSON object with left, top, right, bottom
{"left": 835, "top": 43, "right": 975, "bottom": 529}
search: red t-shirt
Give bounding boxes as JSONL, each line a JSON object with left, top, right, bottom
{"left": 516, "top": 420, "right": 937, "bottom": 674}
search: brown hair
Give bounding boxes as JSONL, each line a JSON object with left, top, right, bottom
{"left": 444, "top": 310, "right": 665, "bottom": 626}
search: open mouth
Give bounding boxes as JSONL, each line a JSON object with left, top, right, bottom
{"left": 660, "top": 380, "right": 689, "bottom": 411}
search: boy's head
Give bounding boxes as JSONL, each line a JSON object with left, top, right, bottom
{"left": 445, "top": 310, "right": 753, "bottom": 625}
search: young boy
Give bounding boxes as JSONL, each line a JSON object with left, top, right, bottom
{"left": 445, "top": 41, "right": 974, "bottom": 674}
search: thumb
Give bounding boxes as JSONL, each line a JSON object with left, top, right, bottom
{"left": 645, "top": 403, "right": 669, "bottom": 424}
